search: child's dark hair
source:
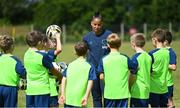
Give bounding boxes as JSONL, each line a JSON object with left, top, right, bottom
{"left": 92, "top": 11, "right": 103, "bottom": 21}
{"left": 0, "top": 35, "right": 14, "bottom": 53}
{"left": 26, "top": 31, "right": 45, "bottom": 47}
{"left": 151, "top": 28, "right": 165, "bottom": 43}
{"left": 107, "top": 33, "right": 121, "bottom": 49}
{"left": 165, "top": 30, "right": 172, "bottom": 44}
{"left": 131, "top": 33, "right": 145, "bottom": 47}
{"left": 74, "top": 42, "right": 88, "bottom": 56}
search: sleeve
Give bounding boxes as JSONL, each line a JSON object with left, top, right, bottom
{"left": 128, "top": 57, "right": 138, "bottom": 74}
{"left": 11, "top": 56, "right": 26, "bottom": 78}
{"left": 88, "top": 65, "right": 97, "bottom": 80}
{"left": 148, "top": 51, "right": 154, "bottom": 73}
{"left": 62, "top": 68, "right": 67, "bottom": 77}
{"left": 97, "top": 59, "right": 104, "bottom": 74}
{"left": 47, "top": 50, "right": 57, "bottom": 61}
{"left": 42, "top": 53, "right": 54, "bottom": 70}
{"left": 169, "top": 49, "right": 177, "bottom": 65}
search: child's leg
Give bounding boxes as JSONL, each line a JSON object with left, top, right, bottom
{"left": 168, "top": 86, "right": 175, "bottom": 108}
{"left": 2, "top": 86, "right": 18, "bottom": 107}
{"left": 104, "top": 98, "right": 115, "bottom": 107}
{"left": 34, "top": 94, "right": 50, "bottom": 107}
{"left": 115, "top": 98, "right": 128, "bottom": 108}
{"left": 130, "top": 98, "right": 148, "bottom": 107}
{"left": 49, "top": 96, "right": 59, "bottom": 107}
{"left": 149, "top": 93, "right": 160, "bottom": 107}
{"left": 26, "top": 95, "right": 35, "bottom": 107}
{"left": 160, "top": 92, "right": 168, "bottom": 107}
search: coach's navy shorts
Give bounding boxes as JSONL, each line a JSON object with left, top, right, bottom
{"left": 49, "top": 96, "right": 58, "bottom": 107}
{"left": 130, "top": 98, "right": 149, "bottom": 107}
{"left": 104, "top": 98, "right": 128, "bottom": 107}
{"left": 0, "top": 85, "right": 18, "bottom": 107}
{"left": 149, "top": 92, "right": 168, "bottom": 107}
{"left": 26, "top": 94, "right": 50, "bottom": 107}
{"left": 168, "top": 85, "right": 174, "bottom": 98}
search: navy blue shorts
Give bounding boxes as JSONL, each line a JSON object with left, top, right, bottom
{"left": 26, "top": 94, "right": 50, "bottom": 107}
{"left": 130, "top": 98, "right": 149, "bottom": 107}
{"left": 64, "top": 103, "right": 81, "bottom": 108}
{"left": 168, "top": 85, "right": 174, "bottom": 98}
{"left": 149, "top": 92, "right": 168, "bottom": 107}
{"left": 49, "top": 96, "right": 58, "bottom": 107}
{"left": 104, "top": 98, "right": 128, "bottom": 108}
{"left": 0, "top": 86, "right": 18, "bottom": 107}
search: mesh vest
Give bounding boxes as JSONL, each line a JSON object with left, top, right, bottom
{"left": 150, "top": 48, "right": 169, "bottom": 93}
{"left": 0, "top": 54, "right": 20, "bottom": 86}
{"left": 24, "top": 49, "right": 50, "bottom": 95}
{"left": 103, "top": 51, "right": 130, "bottom": 99}
{"left": 131, "top": 52, "right": 152, "bottom": 99}
{"left": 65, "top": 57, "right": 91, "bottom": 107}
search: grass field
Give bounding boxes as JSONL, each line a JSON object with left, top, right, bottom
{"left": 14, "top": 40, "right": 180, "bottom": 107}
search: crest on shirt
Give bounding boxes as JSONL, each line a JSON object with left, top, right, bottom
{"left": 102, "top": 39, "right": 108, "bottom": 49}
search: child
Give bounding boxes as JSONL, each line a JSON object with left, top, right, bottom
{"left": 149, "top": 28, "right": 169, "bottom": 107}
{"left": 129, "top": 33, "right": 152, "bottom": 107}
{"left": 97, "top": 33, "right": 137, "bottom": 107}
{"left": 59, "top": 42, "right": 96, "bottom": 107}
{"left": 0, "top": 35, "right": 26, "bottom": 107}
{"left": 42, "top": 32, "right": 62, "bottom": 107}
{"left": 24, "top": 31, "right": 61, "bottom": 107}
{"left": 164, "top": 30, "right": 177, "bottom": 108}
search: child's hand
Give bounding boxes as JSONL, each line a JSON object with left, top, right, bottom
{"left": 55, "top": 32, "right": 61, "bottom": 39}
{"left": 81, "top": 97, "right": 88, "bottom": 106}
{"left": 58, "top": 95, "right": 65, "bottom": 104}
{"left": 99, "top": 73, "right": 104, "bottom": 80}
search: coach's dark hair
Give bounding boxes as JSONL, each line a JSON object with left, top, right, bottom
{"left": 151, "top": 28, "right": 165, "bottom": 43}
{"left": 92, "top": 11, "right": 103, "bottom": 21}
{"left": 74, "top": 42, "right": 88, "bottom": 56}
{"left": 0, "top": 35, "right": 14, "bottom": 53}
{"left": 26, "top": 31, "right": 45, "bottom": 47}
{"left": 165, "top": 30, "right": 173, "bottom": 44}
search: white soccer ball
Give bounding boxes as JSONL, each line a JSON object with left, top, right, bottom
{"left": 46, "top": 25, "right": 61, "bottom": 39}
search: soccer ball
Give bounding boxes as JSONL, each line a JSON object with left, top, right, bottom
{"left": 46, "top": 25, "right": 61, "bottom": 39}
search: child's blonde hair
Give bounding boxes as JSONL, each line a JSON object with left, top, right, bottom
{"left": 107, "top": 33, "right": 121, "bottom": 49}
{"left": 131, "top": 33, "right": 145, "bottom": 48}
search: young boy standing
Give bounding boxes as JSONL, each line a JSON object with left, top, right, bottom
{"left": 149, "top": 28, "right": 169, "bottom": 107}
{"left": 97, "top": 33, "right": 137, "bottom": 107}
{"left": 164, "top": 30, "right": 177, "bottom": 108}
{"left": 129, "top": 33, "right": 152, "bottom": 107}
{"left": 24, "top": 31, "right": 61, "bottom": 107}
{"left": 0, "top": 35, "right": 26, "bottom": 107}
{"left": 59, "top": 42, "right": 96, "bottom": 107}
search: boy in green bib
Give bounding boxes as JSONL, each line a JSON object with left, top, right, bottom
{"left": 129, "top": 33, "right": 152, "bottom": 107}
{"left": 0, "top": 35, "right": 26, "bottom": 107}
{"left": 97, "top": 33, "right": 137, "bottom": 107}
{"left": 24, "top": 31, "right": 61, "bottom": 107}
{"left": 149, "top": 28, "right": 169, "bottom": 107}
{"left": 59, "top": 42, "right": 96, "bottom": 107}
{"left": 164, "top": 30, "right": 177, "bottom": 108}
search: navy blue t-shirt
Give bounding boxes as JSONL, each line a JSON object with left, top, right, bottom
{"left": 83, "top": 29, "right": 112, "bottom": 67}
{"left": 47, "top": 50, "right": 57, "bottom": 62}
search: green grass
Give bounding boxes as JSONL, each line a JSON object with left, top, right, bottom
{"left": 14, "top": 40, "right": 180, "bottom": 107}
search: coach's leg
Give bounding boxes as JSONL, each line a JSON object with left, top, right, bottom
{"left": 92, "top": 76, "right": 102, "bottom": 107}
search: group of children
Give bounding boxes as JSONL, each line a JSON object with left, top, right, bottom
{"left": 0, "top": 27, "right": 177, "bottom": 108}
